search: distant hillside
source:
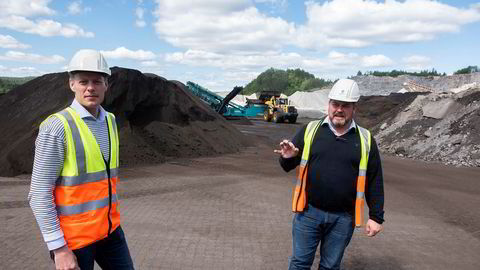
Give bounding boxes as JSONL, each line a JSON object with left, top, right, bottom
{"left": 243, "top": 68, "right": 332, "bottom": 96}
{"left": 0, "top": 76, "right": 35, "bottom": 95}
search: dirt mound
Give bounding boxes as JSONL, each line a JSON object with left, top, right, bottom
{"left": 355, "top": 92, "right": 424, "bottom": 129}
{"left": 366, "top": 88, "right": 480, "bottom": 167}
{"left": 0, "top": 67, "right": 251, "bottom": 177}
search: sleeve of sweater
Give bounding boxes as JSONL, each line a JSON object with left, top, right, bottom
{"left": 279, "top": 124, "right": 307, "bottom": 172}
{"left": 365, "top": 136, "right": 385, "bottom": 224}
{"left": 28, "top": 116, "right": 67, "bottom": 250}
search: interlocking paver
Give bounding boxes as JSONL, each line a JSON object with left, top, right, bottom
{"left": 2, "top": 142, "right": 480, "bottom": 269}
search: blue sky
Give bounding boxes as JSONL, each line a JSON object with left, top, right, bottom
{"left": 0, "top": 0, "right": 479, "bottom": 92}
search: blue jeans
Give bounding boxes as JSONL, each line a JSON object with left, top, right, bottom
{"left": 288, "top": 205, "right": 354, "bottom": 270}
{"left": 52, "top": 226, "right": 134, "bottom": 270}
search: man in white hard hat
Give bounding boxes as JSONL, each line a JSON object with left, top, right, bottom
{"left": 275, "top": 79, "right": 384, "bottom": 270}
{"left": 29, "top": 49, "right": 134, "bottom": 270}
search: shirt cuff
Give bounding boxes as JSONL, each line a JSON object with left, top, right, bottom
{"left": 46, "top": 237, "right": 67, "bottom": 251}
{"left": 369, "top": 215, "right": 384, "bottom": 224}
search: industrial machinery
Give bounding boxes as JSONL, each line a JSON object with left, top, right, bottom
{"left": 261, "top": 93, "right": 298, "bottom": 123}
{"left": 186, "top": 81, "right": 266, "bottom": 118}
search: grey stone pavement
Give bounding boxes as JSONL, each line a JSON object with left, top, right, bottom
{"left": 1, "top": 145, "right": 295, "bottom": 270}
{"left": 2, "top": 138, "right": 480, "bottom": 269}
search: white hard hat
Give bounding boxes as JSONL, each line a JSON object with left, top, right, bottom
{"left": 328, "top": 78, "right": 360, "bottom": 102}
{"left": 67, "top": 49, "right": 111, "bottom": 76}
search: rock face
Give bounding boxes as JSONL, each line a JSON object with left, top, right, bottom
{"left": 0, "top": 67, "right": 251, "bottom": 177}
{"left": 355, "top": 92, "right": 423, "bottom": 130}
{"left": 366, "top": 88, "right": 480, "bottom": 167}
{"left": 353, "top": 72, "right": 480, "bottom": 96}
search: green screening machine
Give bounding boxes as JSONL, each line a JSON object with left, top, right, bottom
{"left": 186, "top": 81, "right": 267, "bottom": 119}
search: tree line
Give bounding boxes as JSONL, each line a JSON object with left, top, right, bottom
{"left": 242, "top": 68, "right": 333, "bottom": 96}
{"left": 453, "top": 65, "right": 479, "bottom": 75}
{"left": 357, "top": 66, "right": 479, "bottom": 77}
{"left": 0, "top": 77, "right": 35, "bottom": 95}
{"left": 242, "top": 65, "right": 478, "bottom": 96}
{"left": 356, "top": 68, "right": 445, "bottom": 77}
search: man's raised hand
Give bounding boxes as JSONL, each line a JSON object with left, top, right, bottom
{"left": 274, "top": 140, "right": 299, "bottom": 158}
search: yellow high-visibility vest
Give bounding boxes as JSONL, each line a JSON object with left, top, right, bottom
{"left": 292, "top": 119, "right": 371, "bottom": 227}
{"left": 42, "top": 107, "right": 120, "bottom": 250}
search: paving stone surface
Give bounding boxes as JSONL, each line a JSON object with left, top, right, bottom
{"left": 2, "top": 121, "right": 480, "bottom": 269}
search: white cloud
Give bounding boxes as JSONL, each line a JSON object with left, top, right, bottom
{"left": 472, "top": 3, "right": 480, "bottom": 11}
{"left": 165, "top": 49, "right": 302, "bottom": 70}
{"left": 153, "top": 0, "right": 480, "bottom": 55}
{"left": 165, "top": 48, "right": 395, "bottom": 81}
{"left": 101, "top": 47, "right": 156, "bottom": 60}
{"left": 153, "top": 0, "right": 295, "bottom": 53}
{"left": 10, "top": 66, "right": 40, "bottom": 73}
{"left": 222, "top": 70, "right": 260, "bottom": 85}
{"left": 402, "top": 55, "right": 431, "bottom": 70}
{"left": 141, "top": 60, "right": 159, "bottom": 67}
{"left": 0, "top": 66, "right": 44, "bottom": 76}
{"left": 135, "top": 7, "right": 146, "bottom": 27}
{"left": 0, "top": 16, "right": 95, "bottom": 37}
{"left": 68, "top": 1, "right": 91, "bottom": 15}
{"left": 254, "top": 0, "right": 288, "bottom": 12}
{"left": 326, "top": 51, "right": 359, "bottom": 66}
{"left": 299, "top": 51, "right": 394, "bottom": 78}
{"left": 0, "top": 1, "right": 94, "bottom": 38}
{"left": 361, "top": 54, "right": 394, "bottom": 68}
{"left": 0, "top": 0, "right": 55, "bottom": 17}
{"left": 403, "top": 55, "right": 431, "bottom": 64}
{"left": 0, "top": 34, "right": 30, "bottom": 49}
{"left": 136, "top": 8, "right": 144, "bottom": 19}
{"left": 0, "top": 51, "right": 65, "bottom": 64}
{"left": 301, "top": 51, "right": 393, "bottom": 70}
{"left": 296, "top": 0, "right": 480, "bottom": 49}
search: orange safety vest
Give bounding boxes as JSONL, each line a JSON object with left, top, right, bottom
{"left": 292, "top": 119, "right": 371, "bottom": 227}
{"left": 45, "top": 107, "right": 121, "bottom": 250}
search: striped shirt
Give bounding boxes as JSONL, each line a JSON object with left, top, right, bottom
{"left": 28, "top": 99, "right": 111, "bottom": 250}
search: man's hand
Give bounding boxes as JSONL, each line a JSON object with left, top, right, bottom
{"left": 365, "top": 219, "right": 383, "bottom": 237}
{"left": 53, "top": 245, "right": 79, "bottom": 270}
{"left": 274, "top": 140, "right": 299, "bottom": 158}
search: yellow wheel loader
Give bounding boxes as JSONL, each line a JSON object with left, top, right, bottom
{"left": 263, "top": 96, "right": 298, "bottom": 124}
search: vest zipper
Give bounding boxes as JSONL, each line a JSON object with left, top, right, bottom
{"left": 104, "top": 116, "right": 113, "bottom": 236}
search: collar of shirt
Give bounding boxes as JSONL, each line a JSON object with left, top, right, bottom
{"left": 70, "top": 99, "right": 106, "bottom": 122}
{"left": 321, "top": 116, "right": 356, "bottom": 136}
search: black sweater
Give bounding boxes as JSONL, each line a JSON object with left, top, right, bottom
{"left": 280, "top": 122, "right": 385, "bottom": 224}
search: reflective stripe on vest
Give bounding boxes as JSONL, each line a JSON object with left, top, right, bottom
{"left": 292, "top": 119, "right": 371, "bottom": 227}
{"left": 43, "top": 107, "right": 121, "bottom": 250}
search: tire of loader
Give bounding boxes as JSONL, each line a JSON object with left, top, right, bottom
{"left": 274, "top": 112, "right": 283, "bottom": 123}
{"left": 264, "top": 110, "right": 272, "bottom": 122}
{"left": 289, "top": 116, "right": 297, "bottom": 124}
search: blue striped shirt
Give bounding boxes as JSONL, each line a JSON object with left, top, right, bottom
{"left": 28, "top": 99, "right": 111, "bottom": 250}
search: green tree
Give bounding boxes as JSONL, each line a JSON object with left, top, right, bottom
{"left": 454, "top": 65, "right": 479, "bottom": 74}
{"left": 299, "top": 78, "right": 332, "bottom": 91}
{"left": 243, "top": 68, "right": 285, "bottom": 94}
{"left": 0, "top": 76, "right": 35, "bottom": 94}
{"left": 243, "top": 68, "right": 332, "bottom": 96}
{"left": 286, "top": 68, "right": 315, "bottom": 92}
{"left": 365, "top": 69, "right": 444, "bottom": 77}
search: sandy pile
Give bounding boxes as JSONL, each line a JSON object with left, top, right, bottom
{"left": 0, "top": 67, "right": 251, "bottom": 177}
